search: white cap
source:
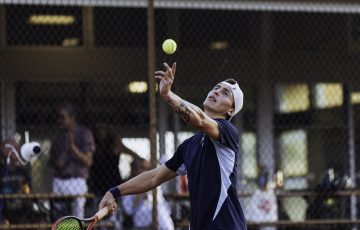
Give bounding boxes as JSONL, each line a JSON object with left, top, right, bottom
{"left": 220, "top": 80, "right": 244, "bottom": 118}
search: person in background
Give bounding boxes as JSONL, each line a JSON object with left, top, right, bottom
{"left": 89, "top": 123, "right": 143, "bottom": 199}
{"left": 245, "top": 165, "right": 278, "bottom": 230}
{"left": 49, "top": 103, "right": 95, "bottom": 221}
{"left": 88, "top": 123, "right": 144, "bottom": 229}
{"left": 0, "top": 134, "right": 32, "bottom": 225}
{"left": 122, "top": 158, "right": 175, "bottom": 230}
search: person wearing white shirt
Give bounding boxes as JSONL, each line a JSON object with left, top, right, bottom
{"left": 121, "top": 158, "right": 174, "bottom": 230}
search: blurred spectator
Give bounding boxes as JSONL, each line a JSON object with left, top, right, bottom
{"left": 88, "top": 123, "right": 143, "bottom": 198}
{"left": 87, "top": 123, "right": 143, "bottom": 229}
{"left": 245, "top": 165, "right": 278, "bottom": 230}
{"left": 122, "top": 158, "right": 175, "bottom": 230}
{"left": 49, "top": 104, "right": 95, "bottom": 221}
{"left": 306, "top": 167, "right": 351, "bottom": 224}
{"left": 0, "top": 135, "right": 32, "bottom": 225}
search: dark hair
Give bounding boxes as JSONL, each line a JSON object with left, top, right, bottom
{"left": 94, "top": 123, "right": 116, "bottom": 145}
{"left": 59, "top": 103, "right": 77, "bottom": 118}
{"left": 224, "top": 78, "right": 237, "bottom": 85}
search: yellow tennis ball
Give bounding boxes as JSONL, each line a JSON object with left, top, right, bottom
{"left": 162, "top": 39, "right": 177, "bottom": 54}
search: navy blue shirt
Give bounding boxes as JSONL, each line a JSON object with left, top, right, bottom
{"left": 165, "top": 119, "right": 247, "bottom": 230}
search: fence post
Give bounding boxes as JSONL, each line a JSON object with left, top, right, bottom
{"left": 1, "top": 81, "right": 16, "bottom": 142}
{"left": 344, "top": 84, "right": 357, "bottom": 230}
{"left": 257, "top": 12, "right": 275, "bottom": 183}
{"left": 147, "top": 0, "right": 158, "bottom": 229}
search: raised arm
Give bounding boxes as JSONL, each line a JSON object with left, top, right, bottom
{"left": 155, "top": 63, "right": 220, "bottom": 140}
{"left": 98, "top": 165, "right": 177, "bottom": 213}
{"left": 114, "top": 135, "right": 142, "bottom": 159}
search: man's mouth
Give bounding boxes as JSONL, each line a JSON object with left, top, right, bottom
{"left": 208, "top": 96, "right": 216, "bottom": 102}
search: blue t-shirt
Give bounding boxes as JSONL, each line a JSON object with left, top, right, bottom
{"left": 165, "top": 119, "right": 247, "bottom": 230}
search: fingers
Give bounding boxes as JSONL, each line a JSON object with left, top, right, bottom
{"left": 155, "top": 71, "right": 170, "bottom": 81}
{"left": 163, "top": 62, "right": 171, "bottom": 72}
{"left": 172, "top": 63, "right": 176, "bottom": 75}
{"left": 99, "top": 200, "right": 117, "bottom": 216}
{"left": 98, "top": 192, "right": 114, "bottom": 210}
{"left": 163, "top": 63, "right": 175, "bottom": 77}
{"left": 162, "top": 63, "right": 175, "bottom": 79}
{"left": 155, "top": 71, "right": 166, "bottom": 76}
{"left": 155, "top": 62, "right": 176, "bottom": 82}
{"left": 98, "top": 202, "right": 105, "bottom": 211}
{"left": 107, "top": 200, "right": 118, "bottom": 215}
{"left": 155, "top": 75, "right": 164, "bottom": 81}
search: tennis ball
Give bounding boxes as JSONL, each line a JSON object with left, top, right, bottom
{"left": 162, "top": 39, "right": 177, "bottom": 54}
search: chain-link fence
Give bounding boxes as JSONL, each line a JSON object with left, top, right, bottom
{"left": 1, "top": 0, "right": 360, "bottom": 229}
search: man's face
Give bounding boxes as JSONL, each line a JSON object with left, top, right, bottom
{"left": 203, "top": 83, "right": 234, "bottom": 118}
{"left": 58, "top": 109, "right": 73, "bottom": 129}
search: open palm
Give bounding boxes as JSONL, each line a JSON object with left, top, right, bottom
{"left": 155, "top": 62, "right": 176, "bottom": 97}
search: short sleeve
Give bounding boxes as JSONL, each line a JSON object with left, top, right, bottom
{"left": 215, "top": 119, "right": 239, "bottom": 150}
{"left": 165, "top": 142, "right": 187, "bottom": 175}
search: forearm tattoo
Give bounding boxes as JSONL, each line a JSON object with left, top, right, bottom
{"left": 168, "top": 99, "right": 191, "bottom": 122}
{"left": 178, "top": 102, "right": 191, "bottom": 122}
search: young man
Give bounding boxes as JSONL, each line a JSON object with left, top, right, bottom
{"left": 99, "top": 63, "right": 247, "bottom": 229}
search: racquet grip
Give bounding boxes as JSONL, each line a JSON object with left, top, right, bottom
{"left": 94, "top": 206, "right": 109, "bottom": 221}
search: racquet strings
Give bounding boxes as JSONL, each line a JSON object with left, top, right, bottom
{"left": 54, "top": 217, "right": 83, "bottom": 230}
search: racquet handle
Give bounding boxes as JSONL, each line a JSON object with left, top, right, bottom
{"left": 94, "top": 206, "right": 109, "bottom": 221}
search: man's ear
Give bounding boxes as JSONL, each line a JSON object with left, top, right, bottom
{"left": 227, "top": 108, "right": 235, "bottom": 117}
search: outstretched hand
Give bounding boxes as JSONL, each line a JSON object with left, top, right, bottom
{"left": 155, "top": 62, "right": 176, "bottom": 98}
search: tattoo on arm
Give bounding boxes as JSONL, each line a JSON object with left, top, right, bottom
{"left": 167, "top": 99, "right": 191, "bottom": 122}
{"left": 177, "top": 102, "right": 191, "bottom": 122}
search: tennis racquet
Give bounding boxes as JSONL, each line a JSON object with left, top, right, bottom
{"left": 51, "top": 206, "right": 109, "bottom": 230}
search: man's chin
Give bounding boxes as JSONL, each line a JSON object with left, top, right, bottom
{"left": 203, "top": 103, "right": 219, "bottom": 114}
{"left": 203, "top": 102, "right": 211, "bottom": 111}
{"left": 203, "top": 100, "right": 216, "bottom": 108}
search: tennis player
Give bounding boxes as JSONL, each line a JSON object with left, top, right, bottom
{"left": 99, "top": 62, "right": 247, "bottom": 229}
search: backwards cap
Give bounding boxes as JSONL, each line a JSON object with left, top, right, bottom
{"left": 220, "top": 80, "right": 243, "bottom": 118}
